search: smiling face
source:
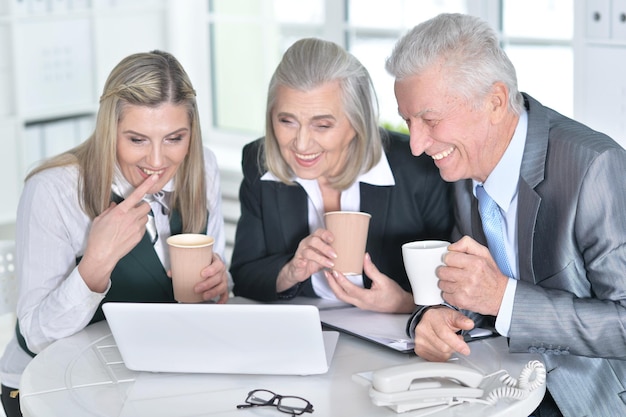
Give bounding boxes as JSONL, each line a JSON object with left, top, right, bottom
{"left": 394, "top": 65, "right": 507, "bottom": 183}
{"left": 271, "top": 81, "right": 357, "bottom": 183}
{"left": 116, "top": 103, "right": 191, "bottom": 194}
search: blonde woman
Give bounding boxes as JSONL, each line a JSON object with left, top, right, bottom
{"left": 0, "top": 50, "right": 229, "bottom": 417}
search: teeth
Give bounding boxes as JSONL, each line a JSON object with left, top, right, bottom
{"left": 142, "top": 168, "right": 164, "bottom": 176}
{"left": 432, "top": 147, "right": 454, "bottom": 160}
{"left": 295, "top": 152, "right": 321, "bottom": 161}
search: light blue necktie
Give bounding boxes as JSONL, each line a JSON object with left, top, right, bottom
{"left": 476, "top": 185, "right": 513, "bottom": 278}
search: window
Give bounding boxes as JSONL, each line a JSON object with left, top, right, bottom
{"left": 347, "top": 0, "right": 471, "bottom": 131}
{"left": 501, "top": 0, "right": 573, "bottom": 117}
{"left": 208, "top": 0, "right": 325, "bottom": 141}
{"left": 206, "top": 0, "right": 574, "bottom": 164}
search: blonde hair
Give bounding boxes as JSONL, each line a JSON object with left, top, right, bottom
{"left": 28, "top": 50, "right": 207, "bottom": 233}
{"left": 264, "top": 38, "right": 382, "bottom": 190}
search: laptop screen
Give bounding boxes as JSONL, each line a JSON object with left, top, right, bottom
{"left": 103, "top": 302, "right": 338, "bottom": 375}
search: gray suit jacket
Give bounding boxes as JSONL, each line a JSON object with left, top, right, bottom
{"left": 454, "top": 94, "right": 626, "bottom": 417}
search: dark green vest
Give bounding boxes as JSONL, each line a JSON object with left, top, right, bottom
{"left": 88, "top": 208, "right": 184, "bottom": 323}
{"left": 17, "top": 202, "right": 207, "bottom": 357}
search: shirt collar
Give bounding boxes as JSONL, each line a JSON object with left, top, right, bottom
{"left": 358, "top": 150, "right": 395, "bottom": 186}
{"left": 473, "top": 110, "right": 528, "bottom": 212}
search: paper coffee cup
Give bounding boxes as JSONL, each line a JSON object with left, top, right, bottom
{"left": 167, "top": 234, "right": 214, "bottom": 303}
{"left": 324, "top": 211, "right": 371, "bottom": 275}
{"left": 402, "top": 240, "right": 449, "bottom": 306}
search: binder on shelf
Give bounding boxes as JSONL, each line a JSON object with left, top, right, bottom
{"left": 28, "top": 0, "right": 47, "bottom": 14}
{"left": 0, "top": 122, "right": 19, "bottom": 223}
{"left": 586, "top": 0, "right": 611, "bottom": 39}
{"left": 611, "top": 0, "right": 626, "bottom": 39}
{"left": 76, "top": 115, "right": 95, "bottom": 142}
{"left": 16, "top": 18, "right": 94, "bottom": 118}
{"left": 22, "top": 124, "right": 44, "bottom": 176}
{"left": 70, "top": 0, "right": 89, "bottom": 11}
{"left": 43, "top": 118, "right": 79, "bottom": 157}
{"left": 0, "top": 25, "right": 12, "bottom": 118}
{"left": 11, "top": 0, "right": 28, "bottom": 15}
{"left": 50, "top": 0, "right": 69, "bottom": 13}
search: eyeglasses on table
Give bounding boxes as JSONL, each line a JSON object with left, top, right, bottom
{"left": 237, "top": 389, "right": 314, "bottom": 416}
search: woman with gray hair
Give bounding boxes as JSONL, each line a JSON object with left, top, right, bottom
{"left": 0, "top": 50, "right": 229, "bottom": 417}
{"left": 230, "top": 38, "right": 452, "bottom": 312}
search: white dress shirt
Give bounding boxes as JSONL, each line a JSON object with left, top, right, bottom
{"left": 472, "top": 110, "right": 528, "bottom": 336}
{"left": 0, "top": 147, "right": 226, "bottom": 389}
{"left": 261, "top": 148, "right": 395, "bottom": 300}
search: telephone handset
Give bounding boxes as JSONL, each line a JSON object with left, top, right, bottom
{"left": 369, "top": 361, "right": 485, "bottom": 411}
{"left": 367, "top": 359, "right": 546, "bottom": 413}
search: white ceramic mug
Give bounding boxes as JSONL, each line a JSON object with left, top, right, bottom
{"left": 402, "top": 240, "right": 449, "bottom": 306}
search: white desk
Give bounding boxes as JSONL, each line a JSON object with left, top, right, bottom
{"left": 20, "top": 317, "right": 545, "bottom": 417}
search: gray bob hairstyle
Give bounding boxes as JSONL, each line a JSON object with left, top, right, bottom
{"left": 263, "top": 37, "right": 382, "bottom": 190}
{"left": 386, "top": 13, "right": 524, "bottom": 115}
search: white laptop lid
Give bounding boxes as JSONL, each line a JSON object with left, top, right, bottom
{"left": 102, "top": 302, "right": 339, "bottom": 375}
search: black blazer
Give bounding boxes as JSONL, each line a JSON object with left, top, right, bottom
{"left": 230, "top": 129, "right": 453, "bottom": 301}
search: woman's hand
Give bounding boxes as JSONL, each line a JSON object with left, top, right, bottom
{"left": 276, "top": 228, "right": 336, "bottom": 292}
{"left": 79, "top": 175, "right": 159, "bottom": 293}
{"left": 325, "top": 253, "right": 416, "bottom": 313}
{"left": 194, "top": 253, "right": 230, "bottom": 303}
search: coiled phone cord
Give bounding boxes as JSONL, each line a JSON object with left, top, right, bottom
{"left": 484, "top": 360, "right": 546, "bottom": 405}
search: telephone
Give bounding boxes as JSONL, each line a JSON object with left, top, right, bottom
{"left": 367, "top": 359, "right": 546, "bottom": 413}
{"left": 369, "top": 361, "right": 484, "bottom": 412}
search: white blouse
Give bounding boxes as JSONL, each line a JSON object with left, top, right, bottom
{"left": 261, "top": 149, "right": 395, "bottom": 299}
{"left": 0, "top": 147, "right": 226, "bottom": 389}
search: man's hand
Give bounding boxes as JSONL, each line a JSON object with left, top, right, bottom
{"left": 437, "top": 236, "right": 508, "bottom": 316}
{"left": 413, "top": 306, "right": 474, "bottom": 361}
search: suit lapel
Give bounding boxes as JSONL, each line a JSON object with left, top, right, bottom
{"left": 516, "top": 94, "right": 549, "bottom": 284}
{"left": 517, "top": 180, "right": 540, "bottom": 283}
{"left": 519, "top": 94, "right": 549, "bottom": 188}
{"left": 273, "top": 182, "right": 309, "bottom": 249}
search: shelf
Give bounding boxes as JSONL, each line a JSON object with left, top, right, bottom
{"left": 22, "top": 107, "right": 98, "bottom": 125}
{"left": 0, "top": 0, "right": 172, "bottom": 227}
{"left": 585, "top": 38, "right": 626, "bottom": 46}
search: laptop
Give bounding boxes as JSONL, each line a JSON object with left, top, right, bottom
{"left": 102, "top": 302, "right": 339, "bottom": 375}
